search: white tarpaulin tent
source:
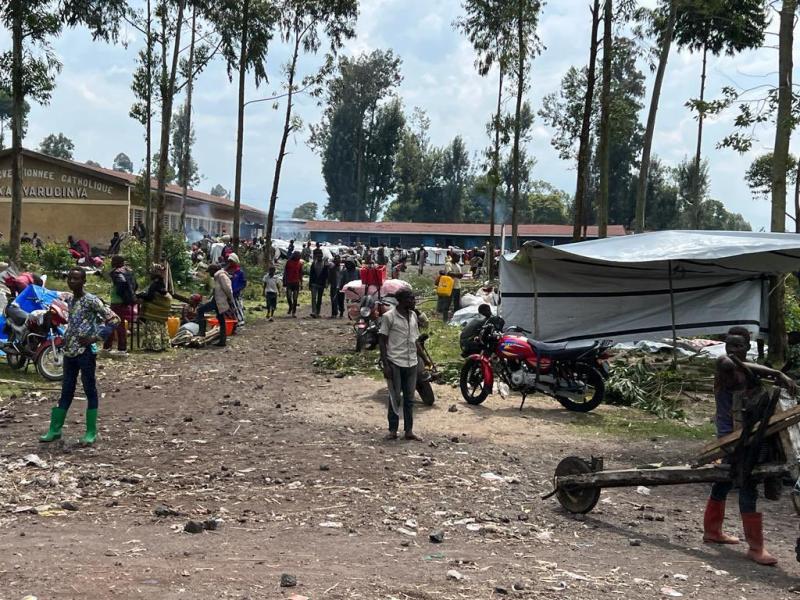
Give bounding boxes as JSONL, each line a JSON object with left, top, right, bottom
{"left": 500, "top": 230, "right": 800, "bottom": 343}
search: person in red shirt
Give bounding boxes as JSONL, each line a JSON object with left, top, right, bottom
{"left": 282, "top": 251, "right": 303, "bottom": 317}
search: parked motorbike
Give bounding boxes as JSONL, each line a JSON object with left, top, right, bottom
{"left": 354, "top": 293, "right": 383, "bottom": 352}
{"left": 1, "top": 298, "right": 68, "bottom": 381}
{"left": 459, "top": 322, "right": 612, "bottom": 412}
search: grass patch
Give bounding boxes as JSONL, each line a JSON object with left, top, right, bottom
{"left": 569, "top": 407, "right": 715, "bottom": 441}
{"left": 313, "top": 352, "right": 382, "bottom": 379}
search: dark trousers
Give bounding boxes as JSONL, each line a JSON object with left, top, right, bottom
{"left": 387, "top": 362, "right": 417, "bottom": 433}
{"left": 286, "top": 283, "right": 299, "bottom": 314}
{"left": 265, "top": 292, "right": 278, "bottom": 315}
{"left": 710, "top": 480, "right": 758, "bottom": 513}
{"left": 330, "top": 286, "right": 344, "bottom": 317}
{"left": 196, "top": 299, "right": 226, "bottom": 345}
{"left": 59, "top": 351, "right": 98, "bottom": 410}
{"left": 310, "top": 284, "right": 324, "bottom": 316}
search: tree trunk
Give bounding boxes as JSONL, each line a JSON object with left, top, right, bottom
{"left": 265, "top": 18, "right": 301, "bottom": 267}
{"left": 597, "top": 0, "right": 612, "bottom": 239}
{"left": 691, "top": 43, "right": 708, "bottom": 222}
{"left": 767, "top": 0, "right": 796, "bottom": 366}
{"left": 179, "top": 7, "right": 197, "bottom": 235}
{"left": 634, "top": 0, "right": 677, "bottom": 233}
{"left": 232, "top": 0, "right": 250, "bottom": 250}
{"left": 794, "top": 158, "right": 800, "bottom": 233}
{"left": 9, "top": 0, "right": 23, "bottom": 267}
{"left": 144, "top": 0, "right": 153, "bottom": 263}
{"left": 153, "top": 0, "right": 185, "bottom": 263}
{"left": 511, "top": 0, "right": 525, "bottom": 251}
{"left": 573, "top": 0, "right": 601, "bottom": 242}
{"left": 488, "top": 67, "right": 503, "bottom": 275}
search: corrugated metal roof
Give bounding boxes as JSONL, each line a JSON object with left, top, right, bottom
{"left": 303, "top": 220, "right": 626, "bottom": 237}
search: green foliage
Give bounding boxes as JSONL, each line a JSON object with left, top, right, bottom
{"left": 785, "top": 289, "right": 800, "bottom": 333}
{"left": 119, "top": 237, "right": 148, "bottom": 282}
{"left": 170, "top": 102, "right": 200, "bottom": 189}
{"left": 40, "top": 242, "right": 72, "bottom": 273}
{"left": 210, "top": 184, "right": 229, "bottom": 198}
{"left": 162, "top": 231, "right": 191, "bottom": 285}
{"left": 312, "top": 49, "right": 405, "bottom": 221}
{"left": 292, "top": 202, "right": 318, "bottom": 220}
{"left": 674, "top": 0, "right": 768, "bottom": 56}
{"left": 112, "top": 152, "right": 133, "bottom": 173}
{"left": 38, "top": 132, "right": 74, "bottom": 160}
{"left": 17, "top": 243, "right": 40, "bottom": 271}
{"left": 675, "top": 156, "right": 751, "bottom": 230}
{"left": 745, "top": 152, "right": 798, "bottom": 200}
{"left": 605, "top": 361, "right": 686, "bottom": 420}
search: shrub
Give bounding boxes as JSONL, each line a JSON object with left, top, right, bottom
{"left": 605, "top": 361, "right": 686, "bottom": 420}
{"left": 18, "top": 243, "right": 40, "bottom": 271}
{"left": 40, "top": 242, "right": 74, "bottom": 274}
{"left": 119, "top": 237, "right": 148, "bottom": 281}
{"left": 162, "top": 231, "right": 192, "bottom": 285}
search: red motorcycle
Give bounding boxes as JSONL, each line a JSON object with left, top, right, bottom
{"left": 460, "top": 322, "right": 612, "bottom": 413}
{"left": 2, "top": 298, "right": 69, "bottom": 381}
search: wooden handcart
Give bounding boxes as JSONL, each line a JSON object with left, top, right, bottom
{"left": 546, "top": 389, "right": 800, "bottom": 516}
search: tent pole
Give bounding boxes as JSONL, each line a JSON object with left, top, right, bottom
{"left": 668, "top": 260, "right": 678, "bottom": 369}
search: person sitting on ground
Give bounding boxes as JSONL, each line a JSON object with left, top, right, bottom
{"left": 262, "top": 266, "right": 280, "bottom": 322}
{"left": 196, "top": 264, "right": 234, "bottom": 347}
{"left": 181, "top": 293, "right": 203, "bottom": 325}
{"left": 702, "top": 326, "right": 797, "bottom": 566}
{"left": 136, "top": 264, "right": 171, "bottom": 352}
{"left": 104, "top": 255, "right": 137, "bottom": 355}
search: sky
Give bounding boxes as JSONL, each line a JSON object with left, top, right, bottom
{"left": 0, "top": 0, "right": 797, "bottom": 231}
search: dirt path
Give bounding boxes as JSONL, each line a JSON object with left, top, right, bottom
{"left": 1, "top": 315, "right": 799, "bottom": 599}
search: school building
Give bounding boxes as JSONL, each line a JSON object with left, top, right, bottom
{"left": 0, "top": 148, "right": 266, "bottom": 247}
{"left": 302, "top": 220, "right": 627, "bottom": 249}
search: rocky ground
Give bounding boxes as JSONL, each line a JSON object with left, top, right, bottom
{"left": 1, "top": 313, "right": 800, "bottom": 599}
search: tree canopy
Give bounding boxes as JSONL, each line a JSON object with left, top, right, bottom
{"left": 38, "top": 132, "right": 74, "bottom": 159}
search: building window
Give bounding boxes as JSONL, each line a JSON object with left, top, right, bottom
{"left": 130, "top": 208, "right": 145, "bottom": 226}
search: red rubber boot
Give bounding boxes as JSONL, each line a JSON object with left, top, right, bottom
{"left": 703, "top": 498, "right": 739, "bottom": 544}
{"left": 741, "top": 512, "right": 777, "bottom": 566}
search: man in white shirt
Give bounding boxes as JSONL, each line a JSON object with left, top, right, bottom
{"left": 379, "top": 289, "right": 422, "bottom": 441}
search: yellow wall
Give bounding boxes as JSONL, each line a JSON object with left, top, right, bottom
{"left": 0, "top": 154, "right": 129, "bottom": 246}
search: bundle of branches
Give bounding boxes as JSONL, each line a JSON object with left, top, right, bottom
{"left": 605, "top": 361, "right": 687, "bottom": 420}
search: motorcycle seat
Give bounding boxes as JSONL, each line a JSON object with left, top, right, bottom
{"left": 6, "top": 304, "right": 29, "bottom": 327}
{"left": 529, "top": 339, "right": 598, "bottom": 359}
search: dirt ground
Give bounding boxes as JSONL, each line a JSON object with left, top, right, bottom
{"left": 1, "top": 312, "right": 800, "bottom": 600}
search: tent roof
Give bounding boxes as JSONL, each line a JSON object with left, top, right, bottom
{"left": 517, "top": 230, "right": 800, "bottom": 274}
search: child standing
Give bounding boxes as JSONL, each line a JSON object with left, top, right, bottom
{"left": 262, "top": 266, "right": 280, "bottom": 322}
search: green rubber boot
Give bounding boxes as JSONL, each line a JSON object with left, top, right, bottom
{"left": 39, "top": 407, "right": 67, "bottom": 442}
{"left": 79, "top": 409, "right": 98, "bottom": 445}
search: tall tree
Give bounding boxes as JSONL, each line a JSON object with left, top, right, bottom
{"left": 38, "top": 133, "right": 74, "bottom": 159}
{"left": 633, "top": 0, "right": 677, "bottom": 233}
{"left": 456, "top": 0, "right": 514, "bottom": 274}
{"left": 745, "top": 152, "right": 798, "bottom": 201}
{"left": 263, "top": 0, "right": 357, "bottom": 264}
{"left": 311, "top": 50, "right": 404, "bottom": 221}
{"left": 509, "top": 0, "right": 543, "bottom": 250}
{"left": 153, "top": 0, "right": 186, "bottom": 263}
{"left": 597, "top": 0, "right": 612, "bottom": 238}
{"left": 112, "top": 152, "right": 134, "bottom": 173}
{"left": 170, "top": 103, "right": 200, "bottom": 191}
{"left": 129, "top": 0, "right": 158, "bottom": 261}
{"left": 0, "top": 0, "right": 126, "bottom": 265}
{"left": 572, "top": 0, "right": 601, "bottom": 241}
{"left": 178, "top": 6, "right": 198, "bottom": 234}
{"left": 291, "top": 201, "right": 318, "bottom": 220}
{"left": 210, "top": 183, "right": 230, "bottom": 197}
{"left": 676, "top": 0, "right": 767, "bottom": 234}
{"left": 215, "top": 0, "right": 276, "bottom": 250}
{"left": 768, "top": 0, "right": 796, "bottom": 366}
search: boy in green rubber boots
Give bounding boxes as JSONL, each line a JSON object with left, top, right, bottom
{"left": 40, "top": 268, "right": 120, "bottom": 445}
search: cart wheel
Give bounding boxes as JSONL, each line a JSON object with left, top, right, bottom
{"left": 554, "top": 456, "right": 601, "bottom": 515}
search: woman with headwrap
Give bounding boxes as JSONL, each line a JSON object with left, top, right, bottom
{"left": 137, "top": 264, "right": 171, "bottom": 352}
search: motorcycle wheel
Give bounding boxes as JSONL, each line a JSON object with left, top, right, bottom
{"left": 555, "top": 363, "right": 605, "bottom": 413}
{"left": 417, "top": 380, "right": 435, "bottom": 406}
{"left": 460, "top": 359, "right": 491, "bottom": 405}
{"left": 355, "top": 333, "right": 365, "bottom": 353}
{"left": 7, "top": 352, "right": 27, "bottom": 370}
{"left": 36, "top": 344, "right": 64, "bottom": 381}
